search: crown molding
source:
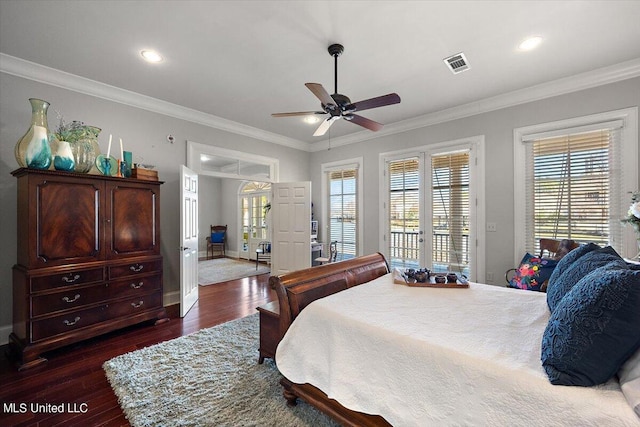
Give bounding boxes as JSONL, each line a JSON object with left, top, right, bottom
{"left": 0, "top": 53, "right": 310, "bottom": 152}
{"left": 2, "top": 53, "right": 638, "bottom": 154}
{"left": 309, "top": 57, "right": 640, "bottom": 152}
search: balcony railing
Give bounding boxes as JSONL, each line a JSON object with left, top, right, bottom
{"left": 389, "top": 230, "right": 469, "bottom": 272}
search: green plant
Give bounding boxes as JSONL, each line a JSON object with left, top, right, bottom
{"left": 621, "top": 191, "right": 640, "bottom": 238}
{"left": 50, "top": 112, "right": 99, "bottom": 142}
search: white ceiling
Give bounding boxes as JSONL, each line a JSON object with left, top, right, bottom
{"left": 2, "top": 0, "right": 640, "bottom": 147}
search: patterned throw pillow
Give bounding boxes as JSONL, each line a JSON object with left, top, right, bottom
{"left": 508, "top": 253, "right": 558, "bottom": 291}
{"left": 546, "top": 245, "right": 622, "bottom": 312}
{"left": 541, "top": 261, "right": 640, "bottom": 386}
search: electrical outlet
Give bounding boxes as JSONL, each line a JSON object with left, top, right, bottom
{"left": 486, "top": 272, "right": 494, "bottom": 283}
{"left": 486, "top": 222, "right": 497, "bottom": 232}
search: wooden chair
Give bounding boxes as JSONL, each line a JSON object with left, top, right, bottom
{"left": 206, "top": 225, "right": 227, "bottom": 259}
{"left": 256, "top": 241, "right": 271, "bottom": 270}
{"left": 314, "top": 241, "right": 338, "bottom": 264}
{"left": 539, "top": 238, "right": 579, "bottom": 260}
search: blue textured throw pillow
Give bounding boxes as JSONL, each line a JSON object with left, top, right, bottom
{"left": 546, "top": 245, "right": 622, "bottom": 312}
{"left": 541, "top": 261, "right": 640, "bottom": 386}
{"left": 508, "top": 253, "right": 558, "bottom": 291}
{"left": 211, "top": 232, "right": 225, "bottom": 243}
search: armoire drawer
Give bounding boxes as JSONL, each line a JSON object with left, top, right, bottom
{"left": 107, "top": 274, "right": 162, "bottom": 299}
{"left": 31, "top": 305, "right": 108, "bottom": 342}
{"left": 109, "top": 260, "right": 162, "bottom": 279}
{"left": 31, "top": 283, "right": 110, "bottom": 316}
{"left": 31, "top": 268, "right": 105, "bottom": 292}
{"left": 106, "top": 292, "right": 163, "bottom": 319}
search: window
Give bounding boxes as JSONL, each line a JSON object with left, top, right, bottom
{"left": 514, "top": 108, "right": 638, "bottom": 260}
{"left": 322, "top": 158, "right": 363, "bottom": 261}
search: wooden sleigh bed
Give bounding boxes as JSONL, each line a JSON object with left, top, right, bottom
{"left": 268, "top": 252, "right": 640, "bottom": 426}
{"left": 268, "top": 253, "right": 391, "bottom": 426}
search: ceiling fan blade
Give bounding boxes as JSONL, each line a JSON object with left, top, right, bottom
{"left": 305, "top": 83, "right": 336, "bottom": 108}
{"left": 348, "top": 93, "right": 401, "bottom": 112}
{"left": 272, "top": 111, "right": 326, "bottom": 117}
{"left": 313, "top": 116, "right": 339, "bottom": 136}
{"left": 346, "top": 114, "right": 383, "bottom": 132}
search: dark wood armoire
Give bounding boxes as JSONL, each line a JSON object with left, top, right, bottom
{"left": 9, "top": 168, "right": 167, "bottom": 370}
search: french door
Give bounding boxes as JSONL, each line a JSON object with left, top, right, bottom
{"left": 383, "top": 141, "right": 483, "bottom": 280}
{"left": 238, "top": 182, "right": 271, "bottom": 260}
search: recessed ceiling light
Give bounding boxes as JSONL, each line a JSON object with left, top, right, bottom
{"left": 140, "top": 49, "right": 163, "bottom": 63}
{"left": 303, "top": 116, "right": 320, "bottom": 124}
{"left": 518, "top": 36, "right": 543, "bottom": 51}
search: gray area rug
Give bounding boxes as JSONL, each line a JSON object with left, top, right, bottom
{"left": 199, "top": 257, "right": 270, "bottom": 285}
{"left": 103, "top": 314, "right": 337, "bottom": 427}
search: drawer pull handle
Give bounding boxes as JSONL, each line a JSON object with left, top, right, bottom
{"left": 131, "top": 300, "right": 144, "bottom": 308}
{"left": 130, "top": 282, "right": 144, "bottom": 289}
{"left": 63, "top": 316, "right": 81, "bottom": 326}
{"left": 62, "top": 274, "right": 81, "bottom": 283}
{"left": 130, "top": 264, "right": 144, "bottom": 272}
{"left": 62, "top": 294, "right": 81, "bottom": 303}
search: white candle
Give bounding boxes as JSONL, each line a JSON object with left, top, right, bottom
{"left": 107, "top": 134, "right": 112, "bottom": 158}
{"left": 119, "top": 138, "right": 124, "bottom": 160}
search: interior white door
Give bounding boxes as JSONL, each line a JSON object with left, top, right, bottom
{"left": 180, "top": 165, "right": 199, "bottom": 317}
{"left": 271, "top": 181, "right": 311, "bottom": 275}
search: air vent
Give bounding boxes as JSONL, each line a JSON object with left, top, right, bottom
{"left": 444, "top": 52, "right": 470, "bottom": 74}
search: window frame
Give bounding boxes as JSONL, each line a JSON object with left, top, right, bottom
{"left": 321, "top": 157, "right": 364, "bottom": 258}
{"left": 513, "top": 107, "right": 638, "bottom": 263}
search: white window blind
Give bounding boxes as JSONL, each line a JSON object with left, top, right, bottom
{"left": 328, "top": 168, "right": 358, "bottom": 260}
{"left": 388, "top": 158, "right": 420, "bottom": 268}
{"left": 524, "top": 126, "right": 622, "bottom": 253}
{"left": 431, "top": 151, "right": 470, "bottom": 273}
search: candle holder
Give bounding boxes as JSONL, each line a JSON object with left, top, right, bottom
{"left": 95, "top": 154, "right": 117, "bottom": 176}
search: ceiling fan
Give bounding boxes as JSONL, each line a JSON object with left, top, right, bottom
{"left": 272, "top": 43, "right": 401, "bottom": 136}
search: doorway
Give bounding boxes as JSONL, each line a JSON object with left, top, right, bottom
{"left": 380, "top": 137, "right": 485, "bottom": 281}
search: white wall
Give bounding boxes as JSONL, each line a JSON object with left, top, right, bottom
{"left": 309, "top": 76, "right": 640, "bottom": 284}
{"left": 198, "top": 175, "right": 222, "bottom": 255}
{"left": 0, "top": 73, "right": 310, "bottom": 342}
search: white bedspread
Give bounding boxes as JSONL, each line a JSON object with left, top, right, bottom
{"left": 276, "top": 273, "right": 640, "bottom": 426}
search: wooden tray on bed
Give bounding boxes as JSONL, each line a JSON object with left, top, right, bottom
{"left": 392, "top": 268, "right": 469, "bottom": 288}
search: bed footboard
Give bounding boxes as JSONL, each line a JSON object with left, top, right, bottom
{"left": 280, "top": 378, "right": 391, "bottom": 427}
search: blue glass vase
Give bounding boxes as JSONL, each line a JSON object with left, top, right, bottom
{"left": 53, "top": 139, "right": 75, "bottom": 171}
{"left": 14, "top": 98, "right": 52, "bottom": 170}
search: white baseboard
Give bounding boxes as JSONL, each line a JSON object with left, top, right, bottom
{"left": 0, "top": 323, "right": 12, "bottom": 346}
{"left": 164, "top": 290, "right": 180, "bottom": 307}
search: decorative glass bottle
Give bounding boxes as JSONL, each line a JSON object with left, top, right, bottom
{"left": 70, "top": 126, "right": 101, "bottom": 173}
{"left": 15, "top": 98, "right": 52, "bottom": 170}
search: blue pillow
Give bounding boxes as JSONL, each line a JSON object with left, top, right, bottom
{"left": 541, "top": 260, "right": 640, "bottom": 386}
{"left": 546, "top": 245, "right": 622, "bottom": 312}
{"left": 507, "top": 253, "right": 558, "bottom": 291}
{"left": 211, "top": 232, "right": 225, "bottom": 243}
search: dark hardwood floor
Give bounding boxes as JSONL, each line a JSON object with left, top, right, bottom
{"left": 0, "top": 273, "right": 275, "bottom": 427}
